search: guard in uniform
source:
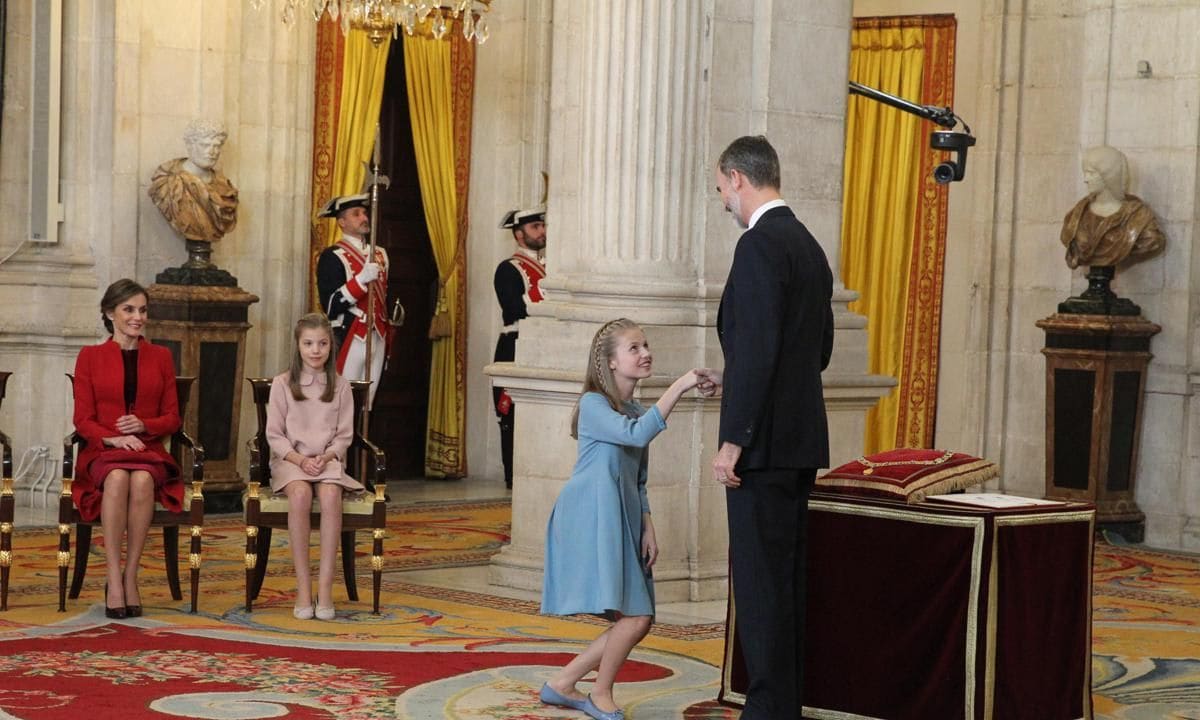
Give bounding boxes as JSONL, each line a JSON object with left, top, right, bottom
{"left": 493, "top": 207, "right": 547, "bottom": 488}
{"left": 316, "top": 193, "right": 391, "bottom": 407}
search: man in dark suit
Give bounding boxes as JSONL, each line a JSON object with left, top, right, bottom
{"left": 699, "top": 135, "right": 834, "bottom": 719}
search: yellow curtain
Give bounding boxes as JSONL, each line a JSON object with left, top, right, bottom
{"left": 403, "top": 33, "right": 469, "bottom": 477}
{"left": 317, "top": 32, "right": 392, "bottom": 255}
{"left": 840, "top": 23, "right": 928, "bottom": 453}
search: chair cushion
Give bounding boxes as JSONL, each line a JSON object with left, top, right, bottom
{"left": 816, "top": 448, "right": 998, "bottom": 503}
{"left": 248, "top": 488, "right": 377, "bottom": 516}
{"left": 154, "top": 485, "right": 198, "bottom": 514}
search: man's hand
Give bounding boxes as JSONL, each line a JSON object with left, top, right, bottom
{"left": 694, "top": 367, "right": 723, "bottom": 397}
{"left": 713, "top": 442, "right": 742, "bottom": 488}
{"left": 356, "top": 262, "right": 381, "bottom": 286}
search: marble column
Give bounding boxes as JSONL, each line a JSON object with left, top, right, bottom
{"left": 487, "top": 0, "right": 891, "bottom": 602}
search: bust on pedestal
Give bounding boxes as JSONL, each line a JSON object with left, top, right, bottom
{"left": 147, "top": 119, "right": 259, "bottom": 512}
{"left": 148, "top": 119, "right": 241, "bottom": 287}
{"left": 1057, "top": 145, "right": 1165, "bottom": 316}
{"left": 1039, "top": 146, "right": 1166, "bottom": 542}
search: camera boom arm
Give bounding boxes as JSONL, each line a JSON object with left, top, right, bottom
{"left": 847, "top": 80, "right": 976, "bottom": 183}
{"left": 849, "top": 81, "right": 959, "bottom": 129}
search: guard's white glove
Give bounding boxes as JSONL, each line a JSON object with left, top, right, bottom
{"left": 355, "top": 262, "right": 381, "bottom": 286}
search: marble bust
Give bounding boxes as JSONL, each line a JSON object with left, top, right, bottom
{"left": 148, "top": 119, "right": 239, "bottom": 244}
{"left": 1057, "top": 146, "right": 1165, "bottom": 316}
{"left": 1060, "top": 146, "right": 1164, "bottom": 270}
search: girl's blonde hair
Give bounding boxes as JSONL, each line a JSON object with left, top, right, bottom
{"left": 288, "top": 313, "right": 338, "bottom": 402}
{"left": 570, "top": 318, "right": 642, "bottom": 438}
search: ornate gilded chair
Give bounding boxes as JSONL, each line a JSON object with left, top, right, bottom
{"left": 0, "top": 371, "right": 13, "bottom": 611}
{"left": 60, "top": 374, "right": 205, "bottom": 612}
{"left": 244, "top": 377, "right": 386, "bottom": 614}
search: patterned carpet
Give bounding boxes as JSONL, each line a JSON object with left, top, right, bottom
{"left": 0, "top": 499, "right": 1197, "bottom": 718}
{"left": 1092, "top": 537, "right": 1200, "bottom": 719}
{"left": 0, "top": 499, "right": 729, "bottom": 719}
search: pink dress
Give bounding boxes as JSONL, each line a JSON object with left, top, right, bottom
{"left": 265, "top": 370, "right": 363, "bottom": 494}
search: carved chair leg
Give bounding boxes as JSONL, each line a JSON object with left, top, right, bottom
{"left": 68, "top": 524, "right": 92, "bottom": 600}
{"left": 57, "top": 523, "right": 71, "bottom": 612}
{"left": 341, "top": 530, "right": 358, "bottom": 602}
{"left": 188, "top": 525, "right": 201, "bottom": 614}
{"left": 244, "top": 525, "right": 258, "bottom": 611}
{"left": 372, "top": 528, "right": 383, "bottom": 615}
{"left": 1, "top": 493, "right": 12, "bottom": 611}
{"left": 251, "top": 527, "right": 273, "bottom": 601}
{"left": 163, "top": 526, "right": 182, "bottom": 601}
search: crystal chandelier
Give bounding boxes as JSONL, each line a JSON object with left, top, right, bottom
{"left": 251, "top": 0, "right": 493, "bottom": 46}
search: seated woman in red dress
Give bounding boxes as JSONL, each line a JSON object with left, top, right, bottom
{"left": 72, "top": 279, "right": 182, "bottom": 619}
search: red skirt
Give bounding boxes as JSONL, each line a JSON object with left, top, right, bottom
{"left": 75, "top": 449, "right": 183, "bottom": 522}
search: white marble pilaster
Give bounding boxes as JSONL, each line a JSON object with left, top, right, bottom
{"left": 489, "top": 0, "right": 890, "bottom": 602}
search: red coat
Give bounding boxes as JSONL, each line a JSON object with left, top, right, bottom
{"left": 72, "top": 338, "right": 183, "bottom": 521}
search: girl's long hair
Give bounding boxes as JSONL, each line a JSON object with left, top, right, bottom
{"left": 570, "top": 318, "right": 641, "bottom": 438}
{"left": 288, "top": 313, "right": 338, "bottom": 402}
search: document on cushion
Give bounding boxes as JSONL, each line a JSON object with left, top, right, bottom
{"left": 925, "top": 492, "right": 1066, "bottom": 508}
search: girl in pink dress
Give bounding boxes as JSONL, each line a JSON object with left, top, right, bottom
{"left": 266, "top": 314, "right": 363, "bottom": 620}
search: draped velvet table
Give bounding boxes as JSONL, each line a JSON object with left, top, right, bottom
{"left": 720, "top": 492, "right": 1096, "bottom": 720}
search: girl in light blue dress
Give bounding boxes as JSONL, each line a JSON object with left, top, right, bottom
{"left": 539, "top": 318, "right": 700, "bottom": 720}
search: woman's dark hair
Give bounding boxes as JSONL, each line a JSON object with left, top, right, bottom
{"left": 288, "top": 313, "right": 338, "bottom": 402}
{"left": 100, "top": 278, "right": 148, "bottom": 334}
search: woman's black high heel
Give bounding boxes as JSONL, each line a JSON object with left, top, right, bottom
{"left": 124, "top": 581, "right": 143, "bottom": 617}
{"left": 104, "top": 583, "right": 127, "bottom": 620}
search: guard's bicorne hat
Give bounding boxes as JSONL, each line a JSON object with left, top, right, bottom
{"left": 318, "top": 193, "right": 370, "bottom": 219}
{"left": 499, "top": 208, "right": 545, "bottom": 229}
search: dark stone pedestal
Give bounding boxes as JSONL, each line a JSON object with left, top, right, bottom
{"left": 1037, "top": 313, "right": 1160, "bottom": 541}
{"left": 155, "top": 241, "right": 239, "bottom": 287}
{"left": 148, "top": 284, "right": 259, "bottom": 513}
{"left": 1057, "top": 265, "right": 1141, "bottom": 316}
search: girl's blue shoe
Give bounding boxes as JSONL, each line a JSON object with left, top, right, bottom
{"left": 582, "top": 695, "right": 625, "bottom": 720}
{"left": 539, "top": 682, "right": 587, "bottom": 711}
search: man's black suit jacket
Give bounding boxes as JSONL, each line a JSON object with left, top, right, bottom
{"left": 717, "top": 204, "right": 834, "bottom": 471}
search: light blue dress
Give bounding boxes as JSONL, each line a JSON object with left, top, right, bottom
{"left": 541, "top": 392, "right": 666, "bottom": 619}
